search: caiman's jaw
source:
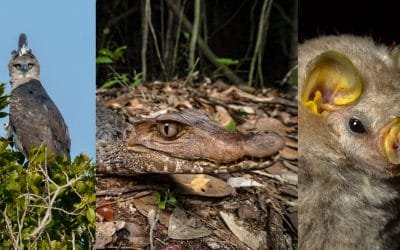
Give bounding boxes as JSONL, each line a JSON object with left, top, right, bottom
{"left": 127, "top": 144, "right": 279, "bottom": 174}
{"left": 96, "top": 105, "right": 284, "bottom": 176}
{"left": 127, "top": 109, "right": 285, "bottom": 164}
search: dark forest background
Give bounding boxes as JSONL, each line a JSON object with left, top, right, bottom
{"left": 300, "top": 1, "right": 400, "bottom": 44}
{"left": 96, "top": 0, "right": 297, "bottom": 89}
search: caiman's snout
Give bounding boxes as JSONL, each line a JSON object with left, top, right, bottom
{"left": 128, "top": 109, "right": 286, "bottom": 164}
{"left": 242, "top": 131, "right": 285, "bottom": 158}
{"left": 380, "top": 117, "right": 400, "bottom": 165}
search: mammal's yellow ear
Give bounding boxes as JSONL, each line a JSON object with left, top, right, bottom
{"left": 380, "top": 117, "right": 400, "bottom": 164}
{"left": 301, "top": 51, "right": 363, "bottom": 115}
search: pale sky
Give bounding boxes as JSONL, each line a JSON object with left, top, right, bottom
{"left": 0, "top": 0, "right": 96, "bottom": 159}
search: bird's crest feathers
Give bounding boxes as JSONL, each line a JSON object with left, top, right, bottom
{"left": 11, "top": 33, "right": 34, "bottom": 58}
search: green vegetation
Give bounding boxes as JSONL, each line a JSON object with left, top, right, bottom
{"left": 153, "top": 187, "right": 178, "bottom": 210}
{"left": 96, "top": 45, "right": 143, "bottom": 89}
{"left": 97, "top": 0, "right": 297, "bottom": 89}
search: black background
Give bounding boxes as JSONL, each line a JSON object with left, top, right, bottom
{"left": 299, "top": 1, "right": 400, "bottom": 44}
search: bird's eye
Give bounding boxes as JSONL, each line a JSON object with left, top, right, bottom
{"left": 14, "top": 64, "right": 21, "bottom": 69}
{"left": 28, "top": 63, "right": 34, "bottom": 69}
{"left": 158, "top": 122, "right": 179, "bottom": 138}
{"left": 348, "top": 118, "right": 366, "bottom": 134}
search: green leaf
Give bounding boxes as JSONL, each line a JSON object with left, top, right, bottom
{"left": 5, "top": 181, "right": 20, "bottom": 192}
{"left": 167, "top": 195, "right": 178, "bottom": 207}
{"left": 153, "top": 191, "right": 161, "bottom": 203}
{"left": 216, "top": 57, "right": 239, "bottom": 66}
{"left": 86, "top": 208, "right": 96, "bottom": 223}
{"left": 225, "top": 119, "right": 237, "bottom": 132}
{"left": 96, "top": 56, "right": 113, "bottom": 64}
{"left": 75, "top": 182, "right": 87, "bottom": 193}
{"left": 98, "top": 48, "right": 114, "bottom": 57}
{"left": 0, "top": 139, "right": 9, "bottom": 151}
{"left": 100, "top": 79, "right": 120, "bottom": 89}
{"left": 183, "top": 31, "right": 190, "bottom": 40}
{"left": 113, "top": 45, "right": 127, "bottom": 59}
{"left": 158, "top": 200, "right": 166, "bottom": 210}
{"left": 103, "top": 27, "right": 110, "bottom": 35}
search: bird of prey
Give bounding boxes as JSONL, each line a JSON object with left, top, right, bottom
{"left": 7, "top": 33, "right": 71, "bottom": 161}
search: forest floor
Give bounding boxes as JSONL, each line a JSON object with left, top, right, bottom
{"left": 95, "top": 80, "right": 298, "bottom": 250}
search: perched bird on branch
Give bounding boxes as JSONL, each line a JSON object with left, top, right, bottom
{"left": 7, "top": 33, "right": 71, "bottom": 161}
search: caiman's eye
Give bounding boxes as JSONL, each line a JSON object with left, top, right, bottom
{"left": 158, "top": 122, "right": 179, "bottom": 138}
{"left": 28, "top": 63, "right": 34, "bottom": 69}
{"left": 348, "top": 117, "right": 366, "bottom": 134}
{"left": 14, "top": 64, "right": 21, "bottom": 70}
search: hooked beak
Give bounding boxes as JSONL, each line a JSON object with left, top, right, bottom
{"left": 20, "top": 64, "right": 29, "bottom": 73}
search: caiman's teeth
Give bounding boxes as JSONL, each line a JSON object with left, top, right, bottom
{"left": 380, "top": 118, "right": 400, "bottom": 164}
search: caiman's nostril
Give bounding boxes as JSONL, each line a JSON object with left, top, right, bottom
{"left": 242, "top": 131, "right": 285, "bottom": 158}
{"left": 381, "top": 117, "right": 400, "bottom": 165}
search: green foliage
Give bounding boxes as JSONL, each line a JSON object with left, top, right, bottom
{"left": 96, "top": 46, "right": 127, "bottom": 64}
{"left": 100, "top": 70, "right": 143, "bottom": 89}
{"left": 0, "top": 86, "right": 95, "bottom": 249}
{"left": 152, "top": 187, "right": 178, "bottom": 210}
{"left": 0, "top": 145, "right": 96, "bottom": 249}
{"left": 183, "top": 31, "right": 190, "bottom": 41}
{"left": 212, "top": 57, "right": 239, "bottom": 79}
{"left": 215, "top": 57, "right": 239, "bottom": 66}
{"left": 0, "top": 83, "right": 9, "bottom": 118}
{"left": 97, "top": 45, "right": 143, "bottom": 89}
{"left": 224, "top": 119, "right": 237, "bottom": 132}
{"left": 97, "top": 1, "right": 296, "bottom": 88}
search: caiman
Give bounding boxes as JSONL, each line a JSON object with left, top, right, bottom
{"left": 97, "top": 104, "right": 285, "bottom": 176}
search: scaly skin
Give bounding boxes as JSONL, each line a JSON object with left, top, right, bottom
{"left": 96, "top": 104, "right": 284, "bottom": 176}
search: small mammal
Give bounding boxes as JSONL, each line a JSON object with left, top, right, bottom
{"left": 298, "top": 35, "right": 400, "bottom": 250}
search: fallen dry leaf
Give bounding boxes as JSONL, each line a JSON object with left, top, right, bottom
{"left": 265, "top": 161, "right": 283, "bottom": 175}
{"left": 133, "top": 195, "right": 172, "bottom": 227}
{"left": 280, "top": 147, "right": 298, "bottom": 160}
{"left": 281, "top": 169, "right": 298, "bottom": 185}
{"left": 96, "top": 205, "right": 114, "bottom": 222}
{"left": 95, "top": 221, "right": 149, "bottom": 249}
{"left": 237, "top": 205, "right": 260, "bottom": 220}
{"left": 95, "top": 221, "right": 125, "bottom": 249}
{"left": 168, "top": 207, "right": 211, "bottom": 240}
{"left": 215, "top": 105, "right": 234, "bottom": 128}
{"left": 284, "top": 137, "right": 298, "bottom": 149}
{"left": 227, "top": 177, "right": 264, "bottom": 188}
{"left": 124, "top": 222, "right": 150, "bottom": 248}
{"left": 171, "top": 174, "right": 234, "bottom": 197}
{"left": 238, "top": 117, "right": 291, "bottom": 136}
{"left": 228, "top": 104, "right": 255, "bottom": 114}
{"left": 162, "top": 245, "right": 183, "bottom": 250}
{"left": 277, "top": 111, "right": 296, "bottom": 125}
{"left": 219, "top": 211, "right": 267, "bottom": 250}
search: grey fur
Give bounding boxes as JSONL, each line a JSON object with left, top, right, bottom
{"left": 299, "top": 35, "right": 400, "bottom": 250}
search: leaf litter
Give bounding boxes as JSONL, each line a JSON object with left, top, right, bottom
{"left": 96, "top": 79, "right": 297, "bottom": 249}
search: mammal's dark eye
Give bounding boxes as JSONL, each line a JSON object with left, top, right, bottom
{"left": 28, "top": 63, "right": 34, "bottom": 69}
{"left": 158, "top": 122, "right": 179, "bottom": 138}
{"left": 349, "top": 118, "right": 366, "bottom": 134}
{"left": 14, "top": 64, "right": 21, "bottom": 69}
